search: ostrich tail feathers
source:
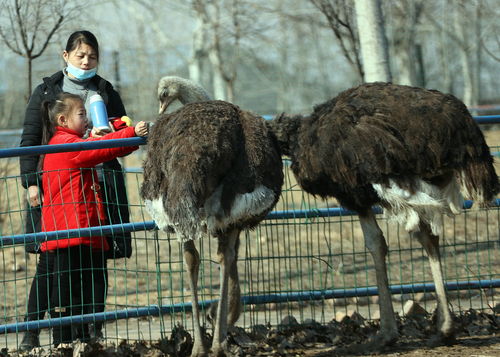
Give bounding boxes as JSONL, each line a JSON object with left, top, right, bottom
{"left": 458, "top": 159, "right": 499, "bottom": 207}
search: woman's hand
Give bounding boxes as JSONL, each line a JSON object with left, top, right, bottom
{"left": 134, "top": 121, "right": 149, "bottom": 137}
{"left": 27, "top": 185, "right": 42, "bottom": 207}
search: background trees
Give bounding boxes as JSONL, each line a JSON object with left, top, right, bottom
{"left": 0, "top": 0, "right": 498, "bottom": 129}
{"left": 0, "top": 0, "right": 83, "bottom": 100}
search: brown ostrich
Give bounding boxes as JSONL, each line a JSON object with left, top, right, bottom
{"left": 141, "top": 77, "right": 283, "bottom": 356}
{"left": 267, "top": 82, "right": 499, "bottom": 347}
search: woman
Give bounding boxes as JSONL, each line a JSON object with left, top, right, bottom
{"left": 19, "top": 30, "right": 132, "bottom": 351}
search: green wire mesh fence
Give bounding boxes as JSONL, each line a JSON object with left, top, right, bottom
{"left": 0, "top": 146, "right": 499, "bottom": 351}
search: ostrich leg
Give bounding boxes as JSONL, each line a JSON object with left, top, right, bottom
{"left": 183, "top": 240, "right": 208, "bottom": 357}
{"left": 411, "top": 222, "right": 454, "bottom": 343}
{"left": 206, "top": 237, "right": 241, "bottom": 327}
{"left": 227, "top": 236, "right": 241, "bottom": 326}
{"left": 359, "top": 211, "right": 399, "bottom": 345}
{"left": 212, "top": 229, "right": 240, "bottom": 356}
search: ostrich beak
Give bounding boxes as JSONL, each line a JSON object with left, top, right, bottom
{"left": 159, "top": 96, "right": 176, "bottom": 114}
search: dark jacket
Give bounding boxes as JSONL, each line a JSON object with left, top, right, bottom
{"left": 20, "top": 71, "right": 133, "bottom": 259}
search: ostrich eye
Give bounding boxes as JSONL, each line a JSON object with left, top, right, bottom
{"left": 159, "top": 89, "right": 169, "bottom": 100}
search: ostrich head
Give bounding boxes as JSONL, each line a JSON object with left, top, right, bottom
{"left": 157, "top": 76, "right": 211, "bottom": 114}
{"left": 266, "top": 113, "right": 303, "bottom": 156}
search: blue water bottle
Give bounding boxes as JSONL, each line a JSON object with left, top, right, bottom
{"left": 89, "top": 94, "right": 110, "bottom": 130}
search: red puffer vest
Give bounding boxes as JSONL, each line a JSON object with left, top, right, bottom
{"left": 40, "top": 126, "right": 138, "bottom": 251}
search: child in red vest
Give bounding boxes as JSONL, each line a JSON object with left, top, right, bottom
{"left": 38, "top": 92, "right": 148, "bottom": 345}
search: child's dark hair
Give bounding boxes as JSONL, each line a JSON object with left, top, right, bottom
{"left": 65, "top": 30, "right": 99, "bottom": 60}
{"left": 39, "top": 93, "right": 82, "bottom": 170}
{"left": 41, "top": 92, "right": 83, "bottom": 146}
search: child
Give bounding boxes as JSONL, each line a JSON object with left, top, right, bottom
{"left": 37, "top": 92, "right": 147, "bottom": 345}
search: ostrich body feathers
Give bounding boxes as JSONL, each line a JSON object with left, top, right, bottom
{"left": 269, "top": 82, "right": 499, "bottom": 231}
{"left": 142, "top": 100, "right": 283, "bottom": 241}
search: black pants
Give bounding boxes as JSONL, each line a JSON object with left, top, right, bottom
{"left": 26, "top": 246, "right": 107, "bottom": 345}
{"left": 25, "top": 251, "right": 54, "bottom": 322}
{"left": 49, "top": 246, "right": 108, "bottom": 345}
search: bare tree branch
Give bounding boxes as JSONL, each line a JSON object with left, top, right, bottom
{"left": 481, "top": 37, "right": 500, "bottom": 62}
{"left": 309, "top": 0, "right": 364, "bottom": 80}
{"left": 0, "top": 0, "right": 86, "bottom": 99}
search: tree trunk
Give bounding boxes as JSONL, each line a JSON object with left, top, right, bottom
{"left": 392, "top": 1, "right": 423, "bottom": 86}
{"left": 189, "top": 16, "right": 206, "bottom": 85}
{"left": 439, "top": 1, "right": 453, "bottom": 93}
{"left": 474, "top": 1, "right": 482, "bottom": 105}
{"left": 355, "top": 0, "right": 391, "bottom": 82}
{"left": 454, "top": 2, "right": 476, "bottom": 107}
{"left": 208, "top": 36, "right": 227, "bottom": 101}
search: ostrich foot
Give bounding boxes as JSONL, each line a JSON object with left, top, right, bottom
{"left": 427, "top": 310, "right": 456, "bottom": 346}
{"left": 358, "top": 329, "right": 399, "bottom": 352}
{"left": 427, "top": 324, "right": 456, "bottom": 347}
{"left": 334, "top": 329, "right": 399, "bottom": 355}
{"left": 190, "top": 340, "right": 209, "bottom": 357}
{"left": 211, "top": 339, "right": 229, "bottom": 357}
{"left": 427, "top": 332, "right": 456, "bottom": 347}
{"left": 364, "top": 329, "right": 399, "bottom": 349}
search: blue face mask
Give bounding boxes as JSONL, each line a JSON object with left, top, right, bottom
{"left": 66, "top": 62, "right": 97, "bottom": 80}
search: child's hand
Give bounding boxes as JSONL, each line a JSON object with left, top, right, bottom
{"left": 135, "top": 121, "right": 149, "bottom": 137}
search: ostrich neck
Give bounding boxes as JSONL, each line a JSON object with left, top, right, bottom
{"left": 275, "top": 114, "right": 303, "bottom": 157}
{"left": 179, "top": 83, "right": 211, "bottom": 104}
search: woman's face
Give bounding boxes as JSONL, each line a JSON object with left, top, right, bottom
{"left": 63, "top": 43, "right": 98, "bottom": 74}
{"left": 59, "top": 100, "right": 88, "bottom": 136}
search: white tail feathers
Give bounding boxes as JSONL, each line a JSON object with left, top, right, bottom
{"left": 373, "top": 178, "right": 463, "bottom": 235}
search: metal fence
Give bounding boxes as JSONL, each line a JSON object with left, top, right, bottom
{"left": 0, "top": 117, "right": 498, "bottom": 352}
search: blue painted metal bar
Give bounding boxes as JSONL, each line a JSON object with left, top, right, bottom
{"left": 267, "top": 206, "right": 382, "bottom": 219}
{"left": 469, "top": 105, "right": 500, "bottom": 113}
{"left": 262, "top": 114, "right": 500, "bottom": 123}
{"left": 2, "top": 278, "right": 499, "bottom": 334}
{"left": 474, "top": 115, "right": 500, "bottom": 124}
{"left": 0, "top": 221, "right": 157, "bottom": 247}
{"left": 0, "top": 137, "right": 147, "bottom": 159}
{"left": 2, "top": 199, "right": 499, "bottom": 248}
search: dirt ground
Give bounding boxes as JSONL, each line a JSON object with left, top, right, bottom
{"left": 3, "top": 308, "right": 498, "bottom": 356}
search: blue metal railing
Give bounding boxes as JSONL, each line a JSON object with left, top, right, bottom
{"left": 2, "top": 278, "right": 499, "bottom": 334}
{"left": 2, "top": 199, "right": 499, "bottom": 248}
{"left": 0, "top": 137, "right": 146, "bottom": 159}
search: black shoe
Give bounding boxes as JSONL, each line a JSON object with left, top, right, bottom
{"left": 18, "top": 330, "right": 40, "bottom": 352}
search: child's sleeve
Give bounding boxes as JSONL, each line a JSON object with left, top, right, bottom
{"left": 70, "top": 126, "right": 139, "bottom": 167}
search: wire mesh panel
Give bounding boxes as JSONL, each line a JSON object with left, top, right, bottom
{"left": 0, "top": 145, "right": 499, "bottom": 352}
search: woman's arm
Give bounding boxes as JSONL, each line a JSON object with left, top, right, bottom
{"left": 105, "top": 83, "right": 126, "bottom": 118}
{"left": 19, "top": 85, "right": 44, "bottom": 189}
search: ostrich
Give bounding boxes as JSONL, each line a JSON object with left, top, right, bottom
{"left": 141, "top": 77, "right": 283, "bottom": 356}
{"left": 267, "top": 82, "right": 499, "bottom": 347}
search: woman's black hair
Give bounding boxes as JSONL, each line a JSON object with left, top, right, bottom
{"left": 65, "top": 30, "right": 99, "bottom": 60}
{"left": 39, "top": 93, "right": 83, "bottom": 170}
